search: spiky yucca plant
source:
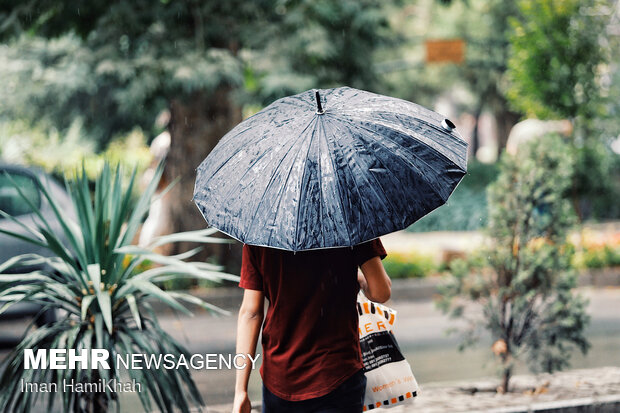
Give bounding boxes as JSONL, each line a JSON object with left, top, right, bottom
{"left": 0, "top": 163, "right": 237, "bottom": 413}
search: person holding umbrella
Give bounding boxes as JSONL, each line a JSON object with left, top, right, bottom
{"left": 231, "top": 239, "right": 391, "bottom": 413}
{"left": 193, "top": 87, "right": 468, "bottom": 412}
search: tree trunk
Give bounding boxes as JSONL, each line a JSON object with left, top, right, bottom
{"left": 501, "top": 367, "right": 511, "bottom": 393}
{"left": 494, "top": 104, "right": 521, "bottom": 159}
{"left": 164, "top": 87, "right": 243, "bottom": 272}
{"left": 471, "top": 100, "right": 484, "bottom": 160}
{"left": 500, "top": 354, "right": 512, "bottom": 393}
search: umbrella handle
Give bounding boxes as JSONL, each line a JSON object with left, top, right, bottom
{"left": 315, "top": 90, "right": 325, "bottom": 115}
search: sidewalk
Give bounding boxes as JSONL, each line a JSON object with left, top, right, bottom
{"left": 376, "top": 367, "right": 620, "bottom": 413}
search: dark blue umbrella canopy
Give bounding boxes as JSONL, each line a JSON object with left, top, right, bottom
{"left": 194, "top": 87, "right": 467, "bottom": 251}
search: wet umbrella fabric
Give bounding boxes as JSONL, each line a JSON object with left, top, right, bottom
{"left": 193, "top": 87, "right": 467, "bottom": 252}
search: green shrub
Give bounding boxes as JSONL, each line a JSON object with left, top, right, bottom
{"left": 573, "top": 244, "right": 620, "bottom": 270}
{"left": 382, "top": 252, "right": 436, "bottom": 279}
{"left": 608, "top": 246, "right": 620, "bottom": 267}
{"left": 437, "top": 135, "right": 590, "bottom": 392}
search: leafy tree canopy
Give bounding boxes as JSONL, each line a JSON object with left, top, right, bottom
{"left": 0, "top": 0, "right": 396, "bottom": 146}
{"left": 506, "top": 0, "right": 609, "bottom": 122}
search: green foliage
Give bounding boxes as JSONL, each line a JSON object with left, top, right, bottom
{"left": 437, "top": 135, "right": 590, "bottom": 392}
{"left": 454, "top": 0, "right": 520, "bottom": 104}
{"left": 383, "top": 0, "right": 524, "bottom": 153}
{"left": 506, "top": 0, "right": 619, "bottom": 222}
{"left": 573, "top": 245, "right": 620, "bottom": 270}
{"left": 382, "top": 252, "right": 437, "bottom": 279}
{"left": 0, "top": 162, "right": 236, "bottom": 412}
{"left": 248, "top": 0, "right": 395, "bottom": 103}
{"left": 507, "top": 0, "right": 608, "bottom": 121}
{"left": 0, "top": 119, "right": 151, "bottom": 182}
{"left": 0, "top": 0, "right": 397, "bottom": 145}
{"left": 0, "top": 30, "right": 241, "bottom": 147}
{"left": 572, "top": 141, "right": 620, "bottom": 221}
{"left": 0, "top": 35, "right": 103, "bottom": 138}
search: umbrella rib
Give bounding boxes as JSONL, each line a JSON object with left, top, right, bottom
{"left": 316, "top": 119, "right": 327, "bottom": 247}
{"left": 337, "top": 121, "right": 406, "bottom": 224}
{"left": 357, "top": 122, "right": 450, "bottom": 203}
{"left": 244, "top": 117, "right": 318, "bottom": 247}
{"left": 200, "top": 104, "right": 310, "bottom": 183}
{"left": 197, "top": 131, "right": 271, "bottom": 200}
{"left": 207, "top": 109, "right": 304, "bottom": 173}
{"left": 342, "top": 112, "right": 466, "bottom": 172}
{"left": 204, "top": 114, "right": 313, "bottom": 227}
{"left": 200, "top": 108, "right": 283, "bottom": 165}
{"left": 316, "top": 117, "right": 337, "bottom": 247}
{"left": 316, "top": 126, "right": 325, "bottom": 248}
{"left": 335, "top": 115, "right": 457, "bottom": 202}
{"left": 322, "top": 118, "right": 379, "bottom": 245}
{"left": 319, "top": 125, "right": 353, "bottom": 246}
{"left": 292, "top": 119, "right": 321, "bottom": 251}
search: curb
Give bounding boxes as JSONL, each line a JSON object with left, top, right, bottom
{"left": 486, "top": 394, "right": 620, "bottom": 413}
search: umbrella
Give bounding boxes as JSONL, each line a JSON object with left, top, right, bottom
{"left": 193, "top": 87, "right": 467, "bottom": 251}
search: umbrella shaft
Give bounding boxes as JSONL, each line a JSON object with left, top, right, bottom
{"left": 315, "top": 90, "right": 325, "bottom": 114}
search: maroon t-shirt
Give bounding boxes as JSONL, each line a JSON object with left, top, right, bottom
{"left": 239, "top": 239, "right": 386, "bottom": 401}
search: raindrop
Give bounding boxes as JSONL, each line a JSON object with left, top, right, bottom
{"left": 77, "top": 8, "right": 80, "bottom": 16}
{"left": 185, "top": 117, "right": 188, "bottom": 125}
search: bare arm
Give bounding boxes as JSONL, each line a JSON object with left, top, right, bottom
{"left": 232, "top": 289, "right": 264, "bottom": 413}
{"left": 358, "top": 256, "right": 392, "bottom": 303}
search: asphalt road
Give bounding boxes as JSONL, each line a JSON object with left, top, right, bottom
{"left": 143, "top": 287, "right": 620, "bottom": 406}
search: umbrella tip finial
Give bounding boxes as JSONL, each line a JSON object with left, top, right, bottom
{"left": 315, "top": 90, "right": 325, "bottom": 115}
{"left": 441, "top": 118, "right": 456, "bottom": 132}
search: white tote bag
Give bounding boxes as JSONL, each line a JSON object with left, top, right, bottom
{"left": 358, "top": 294, "right": 418, "bottom": 411}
